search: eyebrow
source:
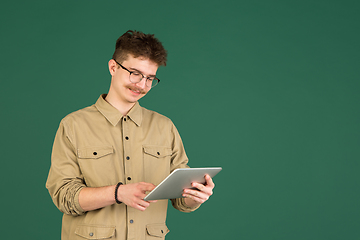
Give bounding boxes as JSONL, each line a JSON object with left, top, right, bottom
{"left": 129, "top": 67, "right": 157, "bottom": 77}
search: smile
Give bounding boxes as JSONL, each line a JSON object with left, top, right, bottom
{"left": 129, "top": 88, "right": 143, "bottom": 95}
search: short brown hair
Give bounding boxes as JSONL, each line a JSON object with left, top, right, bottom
{"left": 112, "top": 30, "right": 167, "bottom": 66}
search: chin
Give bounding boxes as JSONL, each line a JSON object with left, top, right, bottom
{"left": 128, "top": 95, "right": 144, "bottom": 103}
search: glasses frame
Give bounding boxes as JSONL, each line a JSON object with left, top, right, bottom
{"left": 113, "top": 59, "right": 160, "bottom": 88}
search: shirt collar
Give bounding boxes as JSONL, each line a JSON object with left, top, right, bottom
{"left": 127, "top": 101, "right": 142, "bottom": 127}
{"left": 95, "top": 94, "right": 143, "bottom": 127}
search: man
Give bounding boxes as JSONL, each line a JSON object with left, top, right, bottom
{"left": 46, "top": 30, "right": 215, "bottom": 240}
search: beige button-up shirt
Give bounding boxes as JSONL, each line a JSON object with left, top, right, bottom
{"left": 46, "top": 94, "right": 198, "bottom": 240}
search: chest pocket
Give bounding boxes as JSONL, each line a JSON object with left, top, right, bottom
{"left": 143, "top": 146, "right": 172, "bottom": 186}
{"left": 146, "top": 223, "right": 169, "bottom": 239}
{"left": 77, "top": 145, "right": 116, "bottom": 187}
{"left": 77, "top": 146, "right": 114, "bottom": 159}
{"left": 75, "top": 224, "right": 115, "bottom": 239}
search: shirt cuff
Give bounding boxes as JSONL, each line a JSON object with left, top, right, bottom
{"left": 171, "top": 198, "right": 201, "bottom": 213}
{"left": 74, "top": 186, "right": 86, "bottom": 215}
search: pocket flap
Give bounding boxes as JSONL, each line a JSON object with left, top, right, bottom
{"left": 75, "top": 225, "right": 115, "bottom": 239}
{"left": 78, "top": 146, "right": 114, "bottom": 159}
{"left": 146, "top": 223, "right": 169, "bottom": 238}
{"left": 143, "top": 146, "right": 172, "bottom": 158}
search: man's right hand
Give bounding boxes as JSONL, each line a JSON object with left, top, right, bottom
{"left": 117, "top": 182, "right": 157, "bottom": 211}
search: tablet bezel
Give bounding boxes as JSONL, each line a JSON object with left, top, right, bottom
{"left": 143, "top": 167, "right": 222, "bottom": 201}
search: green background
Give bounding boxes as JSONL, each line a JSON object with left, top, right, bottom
{"left": 1, "top": 0, "right": 359, "bottom": 239}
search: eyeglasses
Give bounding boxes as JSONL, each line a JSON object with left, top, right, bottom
{"left": 113, "top": 59, "right": 160, "bottom": 88}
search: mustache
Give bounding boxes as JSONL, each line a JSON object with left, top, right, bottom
{"left": 128, "top": 86, "right": 147, "bottom": 94}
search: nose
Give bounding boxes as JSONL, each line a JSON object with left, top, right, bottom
{"left": 135, "top": 77, "right": 148, "bottom": 89}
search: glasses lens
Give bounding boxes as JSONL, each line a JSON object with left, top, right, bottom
{"left": 129, "top": 72, "right": 159, "bottom": 88}
{"left": 151, "top": 79, "right": 159, "bottom": 88}
{"left": 129, "top": 72, "right": 142, "bottom": 84}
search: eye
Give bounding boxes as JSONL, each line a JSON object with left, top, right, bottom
{"left": 147, "top": 77, "right": 155, "bottom": 82}
{"left": 132, "top": 72, "right": 141, "bottom": 76}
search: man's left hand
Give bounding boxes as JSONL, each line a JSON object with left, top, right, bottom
{"left": 182, "top": 174, "right": 215, "bottom": 207}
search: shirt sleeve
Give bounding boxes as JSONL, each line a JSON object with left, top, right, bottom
{"left": 169, "top": 121, "right": 201, "bottom": 212}
{"left": 46, "top": 119, "right": 86, "bottom": 216}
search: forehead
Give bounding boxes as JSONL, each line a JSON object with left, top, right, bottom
{"left": 124, "top": 54, "right": 159, "bottom": 75}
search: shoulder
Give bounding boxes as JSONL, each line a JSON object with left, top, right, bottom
{"left": 141, "top": 106, "right": 173, "bottom": 125}
{"left": 60, "top": 104, "right": 98, "bottom": 126}
{"left": 139, "top": 106, "right": 178, "bottom": 134}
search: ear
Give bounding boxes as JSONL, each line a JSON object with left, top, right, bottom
{"left": 108, "top": 59, "right": 117, "bottom": 76}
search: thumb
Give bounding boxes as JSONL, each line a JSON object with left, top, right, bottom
{"left": 140, "top": 182, "right": 156, "bottom": 191}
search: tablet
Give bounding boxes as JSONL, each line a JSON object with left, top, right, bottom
{"left": 143, "top": 167, "right": 222, "bottom": 201}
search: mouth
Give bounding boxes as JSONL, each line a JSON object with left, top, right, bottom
{"left": 129, "top": 87, "right": 145, "bottom": 95}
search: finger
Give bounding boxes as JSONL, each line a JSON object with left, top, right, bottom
{"left": 136, "top": 200, "right": 151, "bottom": 211}
{"left": 134, "top": 204, "right": 147, "bottom": 211}
{"left": 205, "top": 174, "right": 215, "bottom": 188}
{"left": 183, "top": 189, "right": 209, "bottom": 201}
{"left": 139, "top": 182, "right": 156, "bottom": 191}
{"left": 128, "top": 198, "right": 147, "bottom": 211}
{"left": 191, "top": 182, "right": 206, "bottom": 192}
{"left": 137, "top": 192, "right": 150, "bottom": 202}
{"left": 190, "top": 182, "right": 213, "bottom": 196}
{"left": 182, "top": 192, "right": 208, "bottom": 204}
{"left": 139, "top": 199, "right": 151, "bottom": 207}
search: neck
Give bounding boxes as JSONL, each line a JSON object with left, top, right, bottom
{"left": 105, "top": 93, "right": 136, "bottom": 116}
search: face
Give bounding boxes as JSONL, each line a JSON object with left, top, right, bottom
{"left": 108, "top": 54, "right": 159, "bottom": 107}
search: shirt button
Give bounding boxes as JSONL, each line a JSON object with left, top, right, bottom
{"left": 124, "top": 117, "right": 127, "bottom": 121}
{"left": 127, "top": 177, "right": 132, "bottom": 180}
{"left": 125, "top": 136, "right": 129, "bottom": 140}
{"left": 89, "top": 232, "right": 94, "bottom": 237}
{"left": 126, "top": 156, "right": 130, "bottom": 160}
{"left": 93, "top": 152, "right": 97, "bottom": 156}
{"left": 130, "top": 219, "right": 134, "bottom": 223}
